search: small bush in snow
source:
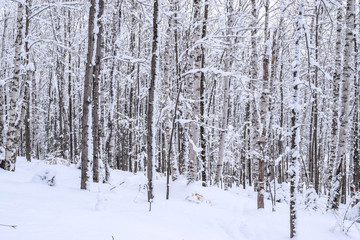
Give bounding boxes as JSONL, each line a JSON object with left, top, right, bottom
{"left": 32, "top": 170, "right": 56, "bottom": 186}
{"left": 304, "top": 187, "right": 319, "bottom": 211}
{"left": 267, "top": 181, "right": 289, "bottom": 204}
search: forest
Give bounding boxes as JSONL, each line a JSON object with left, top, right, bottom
{"left": 0, "top": 0, "right": 359, "bottom": 238}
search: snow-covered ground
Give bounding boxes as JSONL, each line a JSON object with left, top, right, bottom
{"left": 1, "top": 157, "right": 359, "bottom": 240}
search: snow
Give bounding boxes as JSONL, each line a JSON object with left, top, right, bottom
{"left": 0, "top": 157, "right": 359, "bottom": 240}
{"left": 26, "top": 62, "right": 35, "bottom": 72}
{"left": 91, "top": 0, "right": 100, "bottom": 66}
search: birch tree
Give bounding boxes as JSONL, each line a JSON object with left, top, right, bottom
{"left": 214, "top": 0, "right": 233, "bottom": 186}
{"left": 187, "top": 0, "right": 202, "bottom": 184}
{"left": 290, "top": 0, "right": 304, "bottom": 237}
{"left": 92, "top": 0, "right": 104, "bottom": 183}
{"left": 257, "top": 0, "right": 270, "bottom": 209}
{"left": 1, "top": 2, "right": 24, "bottom": 171}
{"left": 329, "top": 0, "right": 355, "bottom": 210}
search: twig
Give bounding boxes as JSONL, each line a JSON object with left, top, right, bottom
{"left": 346, "top": 217, "right": 360, "bottom": 233}
{"left": 0, "top": 224, "right": 17, "bottom": 229}
{"left": 109, "top": 181, "right": 125, "bottom": 191}
{"left": 340, "top": 199, "right": 354, "bottom": 231}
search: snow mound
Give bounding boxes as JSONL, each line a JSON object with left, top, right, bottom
{"left": 32, "top": 170, "right": 56, "bottom": 186}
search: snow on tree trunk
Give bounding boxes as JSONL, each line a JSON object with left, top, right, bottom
{"left": 249, "top": 0, "right": 259, "bottom": 193}
{"left": 352, "top": 0, "right": 360, "bottom": 200}
{"left": 92, "top": 0, "right": 104, "bottom": 183}
{"left": 81, "top": 0, "right": 98, "bottom": 189}
{"left": 256, "top": 0, "right": 270, "bottom": 209}
{"left": 290, "top": 0, "right": 303, "bottom": 237}
{"left": 0, "top": 81, "right": 3, "bottom": 151}
{"left": 187, "top": 0, "right": 202, "bottom": 184}
{"left": 328, "top": 1, "right": 342, "bottom": 208}
{"left": 329, "top": 0, "right": 354, "bottom": 210}
{"left": 0, "top": 11, "right": 8, "bottom": 151}
{"left": 147, "top": 0, "right": 159, "bottom": 203}
{"left": 215, "top": 0, "right": 233, "bottom": 187}
{"left": 105, "top": 0, "right": 123, "bottom": 179}
{"left": 1, "top": 2, "right": 24, "bottom": 171}
{"left": 24, "top": 0, "right": 32, "bottom": 163}
{"left": 199, "top": 0, "right": 208, "bottom": 187}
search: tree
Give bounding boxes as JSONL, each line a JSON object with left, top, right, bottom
{"left": 327, "top": 0, "right": 342, "bottom": 208}
{"left": 329, "top": 0, "right": 355, "bottom": 210}
{"left": 290, "top": 0, "right": 304, "bottom": 237}
{"left": 92, "top": 0, "right": 104, "bottom": 183}
{"left": 147, "top": 0, "right": 160, "bottom": 203}
{"left": 24, "top": 0, "right": 33, "bottom": 162}
{"left": 187, "top": 0, "right": 203, "bottom": 184}
{"left": 80, "top": 0, "right": 104, "bottom": 189}
{"left": 214, "top": 0, "right": 233, "bottom": 187}
{"left": 0, "top": 10, "right": 9, "bottom": 155}
{"left": 1, "top": 2, "right": 24, "bottom": 171}
{"left": 257, "top": 0, "right": 270, "bottom": 209}
{"left": 199, "top": 0, "right": 208, "bottom": 187}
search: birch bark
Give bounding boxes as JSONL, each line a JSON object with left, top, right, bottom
{"left": 80, "top": 0, "right": 97, "bottom": 189}
{"left": 1, "top": 3, "right": 24, "bottom": 171}
{"left": 215, "top": 0, "right": 233, "bottom": 186}
{"left": 187, "top": 0, "right": 202, "bottom": 184}
{"left": 290, "top": 0, "right": 304, "bottom": 237}
{"left": 329, "top": 0, "right": 354, "bottom": 209}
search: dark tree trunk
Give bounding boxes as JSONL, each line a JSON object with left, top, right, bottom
{"left": 80, "top": 0, "right": 97, "bottom": 189}
{"left": 147, "top": 0, "right": 159, "bottom": 203}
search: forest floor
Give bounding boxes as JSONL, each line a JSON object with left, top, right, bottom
{"left": 0, "top": 157, "right": 359, "bottom": 240}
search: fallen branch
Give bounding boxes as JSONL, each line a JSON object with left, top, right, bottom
{"left": 109, "top": 181, "right": 125, "bottom": 191}
{"left": 0, "top": 224, "right": 17, "bottom": 229}
{"left": 346, "top": 216, "right": 360, "bottom": 233}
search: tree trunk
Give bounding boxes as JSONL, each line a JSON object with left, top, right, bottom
{"left": 105, "top": 0, "right": 123, "bottom": 180}
{"left": 353, "top": 25, "right": 360, "bottom": 199}
{"left": 249, "top": 0, "right": 259, "bottom": 194}
{"left": 199, "top": 0, "right": 208, "bottom": 187}
{"left": 215, "top": 0, "right": 233, "bottom": 186}
{"left": 147, "top": 0, "right": 159, "bottom": 203}
{"left": 1, "top": 2, "right": 24, "bottom": 171}
{"left": 329, "top": 0, "right": 354, "bottom": 209}
{"left": 351, "top": 0, "right": 359, "bottom": 201}
{"left": 67, "top": 6, "right": 74, "bottom": 163}
{"left": 257, "top": 0, "right": 270, "bottom": 209}
{"left": 187, "top": 0, "right": 202, "bottom": 184}
{"left": 312, "top": 3, "right": 320, "bottom": 193}
{"left": 92, "top": 0, "right": 104, "bottom": 183}
{"left": 80, "top": 0, "right": 98, "bottom": 189}
{"left": 327, "top": 1, "right": 342, "bottom": 208}
{"left": 290, "top": 0, "right": 303, "bottom": 237}
{"left": 0, "top": 11, "right": 8, "bottom": 151}
{"left": 24, "top": 0, "right": 32, "bottom": 162}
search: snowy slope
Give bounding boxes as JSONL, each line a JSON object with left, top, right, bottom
{"left": 0, "top": 157, "right": 359, "bottom": 240}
